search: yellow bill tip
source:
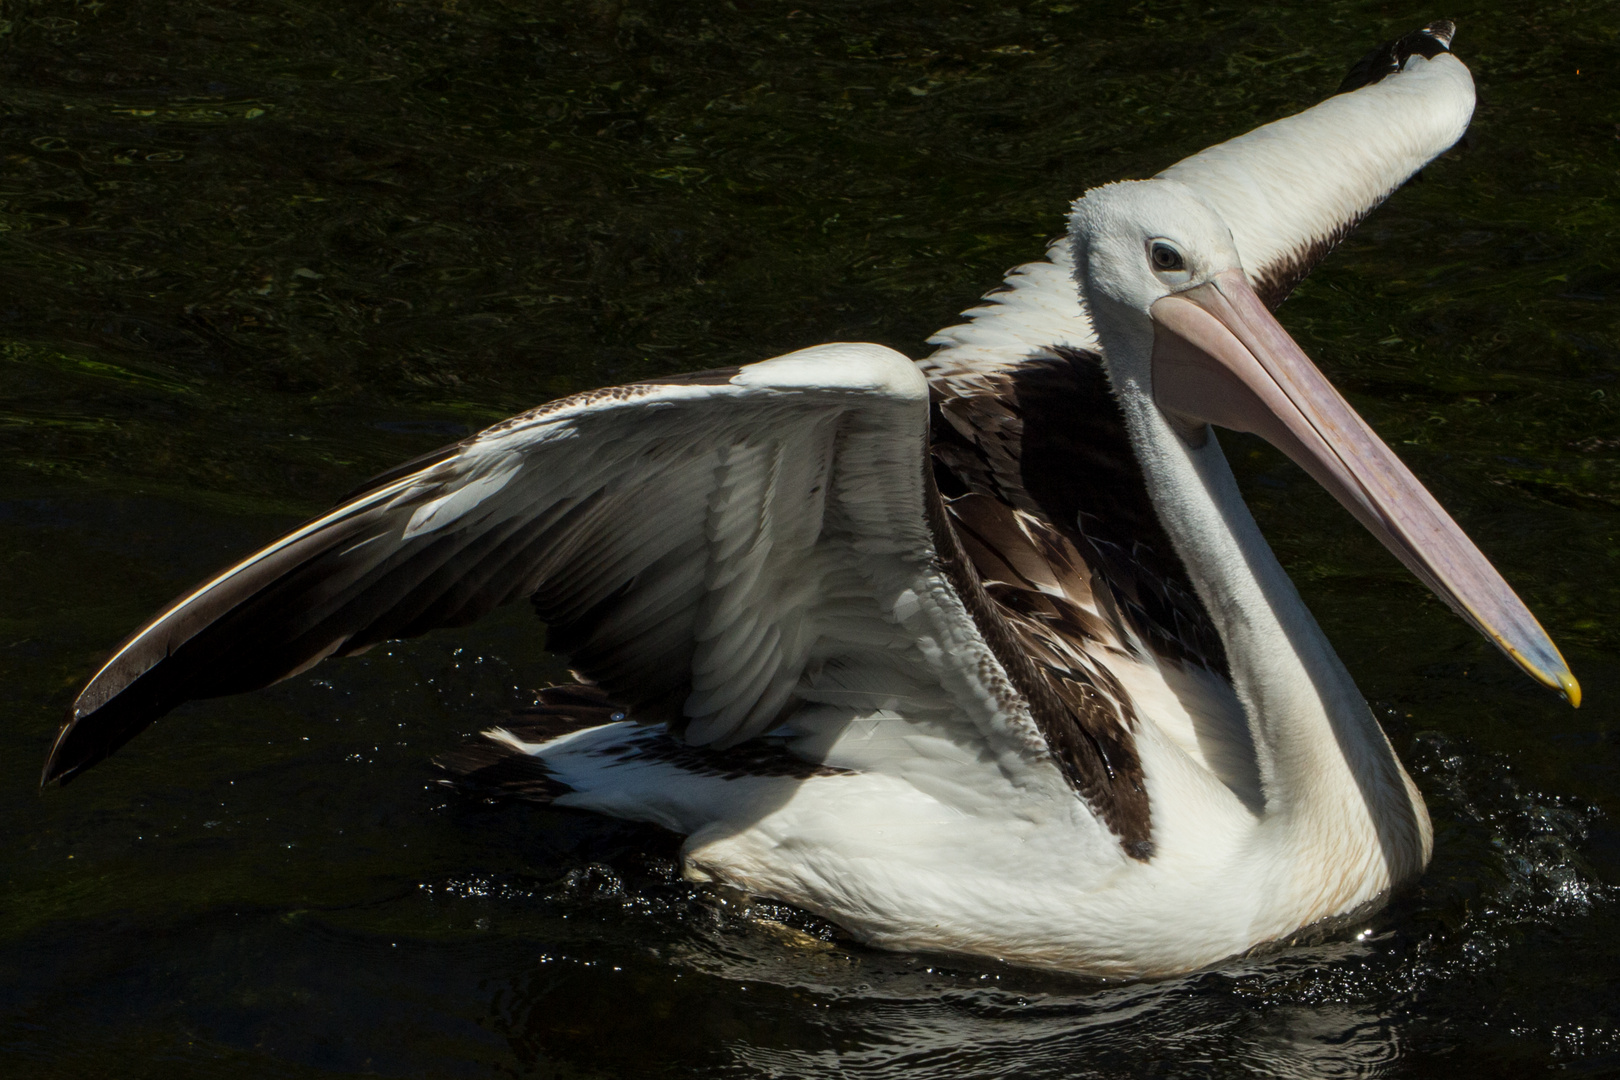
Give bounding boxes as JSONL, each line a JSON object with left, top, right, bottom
{"left": 1499, "top": 633, "right": 1581, "bottom": 708}
{"left": 1560, "top": 669, "right": 1583, "bottom": 709}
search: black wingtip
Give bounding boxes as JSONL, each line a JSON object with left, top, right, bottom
{"left": 42, "top": 663, "right": 194, "bottom": 787}
{"left": 41, "top": 711, "right": 91, "bottom": 788}
{"left": 1337, "top": 19, "right": 1457, "bottom": 96}
{"left": 1425, "top": 20, "right": 1457, "bottom": 48}
{"left": 41, "top": 703, "right": 146, "bottom": 788}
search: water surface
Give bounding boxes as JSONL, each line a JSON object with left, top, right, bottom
{"left": 3, "top": 1, "right": 1619, "bottom": 1076}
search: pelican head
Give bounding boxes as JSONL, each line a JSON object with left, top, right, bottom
{"left": 1070, "top": 178, "right": 1241, "bottom": 366}
{"left": 1067, "top": 177, "right": 1582, "bottom": 706}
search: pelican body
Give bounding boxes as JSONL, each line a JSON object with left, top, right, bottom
{"left": 44, "top": 23, "right": 1579, "bottom": 977}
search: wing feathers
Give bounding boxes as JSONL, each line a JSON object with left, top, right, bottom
{"left": 47, "top": 343, "right": 939, "bottom": 785}
{"left": 1160, "top": 23, "right": 1473, "bottom": 306}
{"left": 923, "top": 23, "right": 1474, "bottom": 406}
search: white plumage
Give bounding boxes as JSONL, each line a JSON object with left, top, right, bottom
{"left": 47, "top": 23, "right": 1579, "bottom": 977}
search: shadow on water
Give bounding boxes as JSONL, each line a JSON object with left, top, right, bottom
{"left": 3, "top": 0, "right": 1619, "bottom": 1076}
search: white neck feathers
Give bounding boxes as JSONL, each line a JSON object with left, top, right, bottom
{"left": 1110, "top": 351, "right": 1431, "bottom": 898}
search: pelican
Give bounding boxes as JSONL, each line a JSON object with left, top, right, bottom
{"left": 44, "top": 22, "right": 1579, "bottom": 977}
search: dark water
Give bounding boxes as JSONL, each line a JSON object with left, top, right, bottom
{"left": 3, "top": 1, "right": 1618, "bottom": 1075}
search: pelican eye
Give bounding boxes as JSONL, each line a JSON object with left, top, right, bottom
{"left": 1150, "top": 242, "right": 1185, "bottom": 272}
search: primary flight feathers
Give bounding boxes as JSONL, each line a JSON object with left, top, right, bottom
{"left": 49, "top": 345, "right": 939, "bottom": 783}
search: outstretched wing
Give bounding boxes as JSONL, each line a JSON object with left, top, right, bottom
{"left": 925, "top": 21, "right": 1475, "bottom": 395}
{"left": 911, "top": 22, "right": 1473, "bottom": 813}
{"left": 1160, "top": 20, "right": 1473, "bottom": 306}
{"left": 47, "top": 345, "right": 957, "bottom": 780}
{"left": 920, "top": 19, "right": 1476, "bottom": 665}
{"left": 52, "top": 340, "right": 1155, "bottom": 853}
